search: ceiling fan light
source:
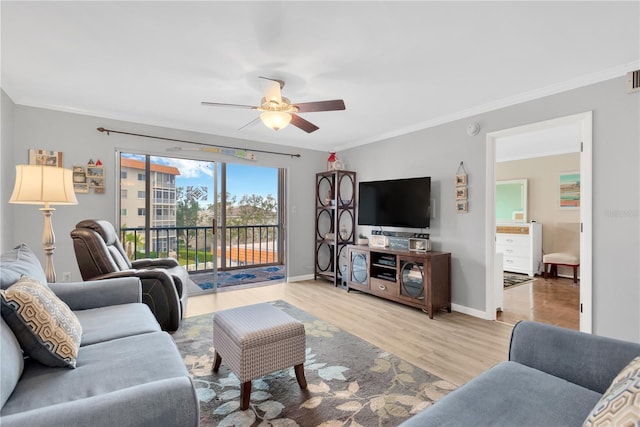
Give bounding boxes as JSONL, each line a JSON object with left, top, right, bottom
{"left": 260, "top": 111, "right": 291, "bottom": 131}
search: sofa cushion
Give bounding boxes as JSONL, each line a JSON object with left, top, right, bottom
{"left": 0, "top": 276, "right": 82, "bottom": 368}
{"left": 1, "top": 331, "right": 189, "bottom": 416}
{"left": 75, "top": 303, "right": 161, "bottom": 346}
{"left": 0, "top": 318, "right": 24, "bottom": 409}
{"left": 398, "top": 361, "right": 602, "bottom": 427}
{"left": 0, "top": 244, "right": 47, "bottom": 290}
{"left": 583, "top": 356, "right": 640, "bottom": 426}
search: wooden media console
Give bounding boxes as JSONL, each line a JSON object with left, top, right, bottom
{"left": 346, "top": 245, "right": 451, "bottom": 318}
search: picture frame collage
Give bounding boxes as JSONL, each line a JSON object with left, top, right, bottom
{"left": 28, "top": 149, "right": 105, "bottom": 195}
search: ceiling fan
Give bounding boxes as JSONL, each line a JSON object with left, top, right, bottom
{"left": 201, "top": 77, "right": 345, "bottom": 133}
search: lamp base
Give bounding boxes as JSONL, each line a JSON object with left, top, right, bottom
{"left": 40, "top": 206, "right": 56, "bottom": 283}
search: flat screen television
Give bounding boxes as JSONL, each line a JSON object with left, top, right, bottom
{"left": 358, "top": 177, "right": 431, "bottom": 228}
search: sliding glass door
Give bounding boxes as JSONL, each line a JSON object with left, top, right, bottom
{"left": 118, "top": 151, "right": 284, "bottom": 292}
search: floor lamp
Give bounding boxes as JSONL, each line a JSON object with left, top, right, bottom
{"left": 9, "top": 164, "right": 78, "bottom": 283}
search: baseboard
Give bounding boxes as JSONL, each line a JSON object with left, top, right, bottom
{"left": 287, "top": 274, "right": 314, "bottom": 283}
{"left": 451, "top": 303, "right": 494, "bottom": 320}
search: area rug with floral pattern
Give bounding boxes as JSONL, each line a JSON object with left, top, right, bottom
{"left": 171, "top": 300, "right": 456, "bottom": 426}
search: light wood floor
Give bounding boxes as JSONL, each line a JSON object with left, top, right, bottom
{"left": 497, "top": 275, "right": 580, "bottom": 330}
{"left": 186, "top": 280, "right": 514, "bottom": 386}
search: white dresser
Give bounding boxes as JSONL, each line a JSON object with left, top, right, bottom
{"left": 496, "top": 223, "right": 542, "bottom": 277}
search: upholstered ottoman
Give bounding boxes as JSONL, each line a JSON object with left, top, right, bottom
{"left": 212, "top": 303, "right": 307, "bottom": 410}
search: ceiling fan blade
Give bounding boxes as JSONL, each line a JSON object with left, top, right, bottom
{"left": 290, "top": 113, "right": 319, "bottom": 133}
{"left": 238, "top": 117, "right": 261, "bottom": 131}
{"left": 258, "top": 76, "right": 285, "bottom": 90}
{"left": 201, "top": 101, "right": 258, "bottom": 110}
{"left": 293, "top": 99, "right": 345, "bottom": 113}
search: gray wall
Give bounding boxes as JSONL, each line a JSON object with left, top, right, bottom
{"left": 3, "top": 76, "right": 638, "bottom": 342}
{"left": 4, "top": 104, "right": 325, "bottom": 282}
{"left": 1, "top": 90, "right": 16, "bottom": 252}
{"left": 343, "top": 75, "right": 639, "bottom": 342}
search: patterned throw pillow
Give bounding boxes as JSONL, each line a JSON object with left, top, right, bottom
{"left": 583, "top": 356, "right": 640, "bottom": 427}
{"left": 0, "top": 276, "right": 82, "bottom": 368}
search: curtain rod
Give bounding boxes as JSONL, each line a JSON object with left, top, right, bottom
{"left": 96, "top": 127, "right": 301, "bottom": 158}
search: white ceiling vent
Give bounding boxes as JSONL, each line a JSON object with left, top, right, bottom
{"left": 628, "top": 70, "right": 640, "bottom": 93}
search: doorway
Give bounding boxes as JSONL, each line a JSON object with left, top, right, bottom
{"left": 485, "top": 112, "right": 592, "bottom": 332}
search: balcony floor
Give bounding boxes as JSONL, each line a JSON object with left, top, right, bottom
{"left": 187, "top": 264, "right": 285, "bottom": 295}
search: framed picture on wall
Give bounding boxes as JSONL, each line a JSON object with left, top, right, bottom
{"left": 455, "top": 187, "right": 468, "bottom": 200}
{"left": 456, "top": 200, "right": 468, "bottom": 213}
{"left": 29, "top": 149, "right": 63, "bottom": 167}
{"left": 559, "top": 172, "right": 580, "bottom": 209}
{"left": 74, "top": 183, "right": 89, "bottom": 193}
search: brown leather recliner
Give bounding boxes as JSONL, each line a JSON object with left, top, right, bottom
{"left": 70, "top": 219, "right": 188, "bottom": 331}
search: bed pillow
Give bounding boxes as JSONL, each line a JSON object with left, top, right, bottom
{"left": 0, "top": 276, "right": 82, "bottom": 368}
{"left": 583, "top": 355, "right": 640, "bottom": 426}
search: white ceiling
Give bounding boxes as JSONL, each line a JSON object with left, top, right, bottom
{"left": 2, "top": 1, "right": 638, "bottom": 153}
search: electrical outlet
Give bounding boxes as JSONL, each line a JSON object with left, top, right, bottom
{"left": 62, "top": 272, "right": 71, "bottom": 282}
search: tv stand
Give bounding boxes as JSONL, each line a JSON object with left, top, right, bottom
{"left": 346, "top": 245, "right": 451, "bottom": 318}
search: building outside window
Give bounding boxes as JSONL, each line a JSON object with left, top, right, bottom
{"left": 121, "top": 156, "right": 180, "bottom": 255}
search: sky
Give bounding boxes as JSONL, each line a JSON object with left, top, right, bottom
{"left": 122, "top": 152, "right": 277, "bottom": 206}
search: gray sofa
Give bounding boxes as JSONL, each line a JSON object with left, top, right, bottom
{"left": 0, "top": 244, "right": 199, "bottom": 426}
{"left": 400, "top": 320, "right": 640, "bottom": 426}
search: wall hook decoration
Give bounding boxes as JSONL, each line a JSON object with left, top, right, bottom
{"left": 455, "top": 161, "right": 468, "bottom": 213}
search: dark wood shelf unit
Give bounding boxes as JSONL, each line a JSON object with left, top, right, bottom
{"left": 314, "top": 170, "right": 356, "bottom": 286}
{"left": 346, "top": 245, "right": 451, "bottom": 318}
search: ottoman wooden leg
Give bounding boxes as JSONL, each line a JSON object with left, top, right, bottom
{"left": 294, "top": 363, "right": 307, "bottom": 389}
{"left": 240, "top": 381, "right": 251, "bottom": 410}
{"left": 212, "top": 351, "right": 222, "bottom": 373}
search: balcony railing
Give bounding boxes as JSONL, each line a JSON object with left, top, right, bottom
{"left": 120, "top": 224, "right": 280, "bottom": 272}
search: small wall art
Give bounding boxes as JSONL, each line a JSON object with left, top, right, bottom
{"left": 29, "top": 149, "right": 63, "bottom": 167}
{"left": 455, "top": 187, "right": 468, "bottom": 200}
{"left": 559, "top": 172, "right": 580, "bottom": 209}
{"left": 455, "top": 161, "right": 468, "bottom": 214}
{"left": 456, "top": 200, "right": 468, "bottom": 213}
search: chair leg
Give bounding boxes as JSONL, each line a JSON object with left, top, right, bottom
{"left": 212, "top": 351, "right": 222, "bottom": 373}
{"left": 240, "top": 381, "right": 251, "bottom": 410}
{"left": 294, "top": 363, "right": 307, "bottom": 389}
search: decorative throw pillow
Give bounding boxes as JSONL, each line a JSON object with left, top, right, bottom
{"left": 0, "top": 276, "right": 82, "bottom": 368}
{"left": 583, "top": 356, "right": 640, "bottom": 427}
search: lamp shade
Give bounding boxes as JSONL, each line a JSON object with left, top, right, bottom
{"left": 260, "top": 111, "right": 292, "bottom": 131}
{"left": 9, "top": 165, "right": 78, "bottom": 205}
